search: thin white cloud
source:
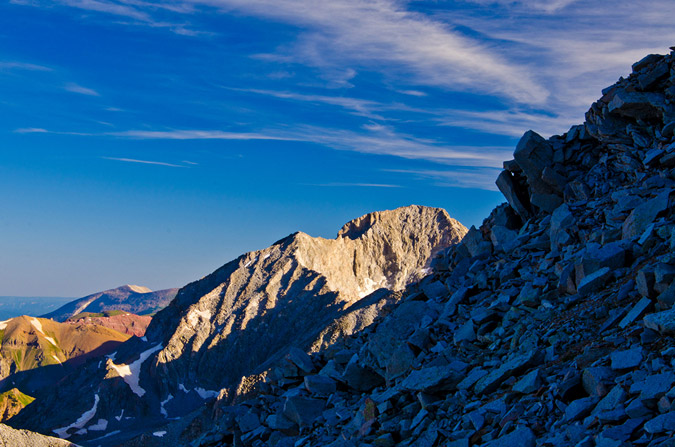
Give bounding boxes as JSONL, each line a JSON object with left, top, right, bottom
{"left": 307, "top": 182, "right": 401, "bottom": 188}
{"left": 436, "top": 108, "right": 583, "bottom": 138}
{"left": 230, "top": 87, "right": 431, "bottom": 119}
{"left": 14, "top": 128, "right": 49, "bottom": 133}
{"left": 111, "top": 125, "right": 512, "bottom": 167}
{"left": 22, "top": 0, "right": 549, "bottom": 104}
{"left": 397, "top": 90, "right": 427, "bottom": 97}
{"left": 110, "top": 129, "right": 298, "bottom": 141}
{"left": 465, "top": 0, "right": 579, "bottom": 13}
{"left": 0, "top": 61, "right": 52, "bottom": 72}
{"left": 102, "top": 157, "right": 186, "bottom": 167}
{"left": 20, "top": 125, "right": 512, "bottom": 168}
{"left": 64, "top": 82, "right": 100, "bottom": 96}
{"left": 205, "top": 0, "right": 548, "bottom": 104}
{"left": 386, "top": 168, "right": 502, "bottom": 191}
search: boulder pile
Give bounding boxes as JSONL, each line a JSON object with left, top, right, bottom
{"left": 168, "top": 48, "right": 675, "bottom": 447}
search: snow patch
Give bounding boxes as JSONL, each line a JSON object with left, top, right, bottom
{"left": 127, "top": 284, "right": 151, "bottom": 294}
{"left": 179, "top": 383, "right": 189, "bottom": 393}
{"left": 53, "top": 393, "right": 100, "bottom": 439}
{"left": 195, "top": 387, "right": 218, "bottom": 399}
{"left": 141, "top": 336, "right": 147, "bottom": 342}
{"left": 358, "top": 278, "right": 381, "bottom": 298}
{"left": 52, "top": 355, "right": 62, "bottom": 365}
{"left": 187, "top": 308, "right": 212, "bottom": 326}
{"left": 109, "top": 344, "right": 163, "bottom": 397}
{"left": 73, "top": 296, "right": 99, "bottom": 316}
{"left": 244, "top": 257, "right": 257, "bottom": 268}
{"left": 153, "top": 431, "right": 167, "bottom": 437}
{"left": 0, "top": 319, "right": 11, "bottom": 330}
{"left": 107, "top": 351, "right": 117, "bottom": 361}
{"left": 115, "top": 410, "right": 124, "bottom": 422}
{"left": 88, "top": 419, "right": 108, "bottom": 431}
{"left": 160, "top": 394, "right": 174, "bottom": 417}
{"left": 263, "top": 253, "right": 271, "bottom": 260}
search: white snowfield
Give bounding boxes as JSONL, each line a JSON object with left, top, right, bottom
{"left": 30, "top": 318, "right": 58, "bottom": 347}
{"left": 53, "top": 393, "right": 100, "bottom": 439}
{"left": 153, "top": 431, "right": 167, "bottom": 437}
{"left": 177, "top": 383, "right": 218, "bottom": 399}
{"left": 88, "top": 418, "right": 108, "bottom": 431}
{"left": 160, "top": 394, "right": 174, "bottom": 417}
{"left": 109, "top": 344, "right": 163, "bottom": 397}
{"left": 0, "top": 319, "right": 10, "bottom": 330}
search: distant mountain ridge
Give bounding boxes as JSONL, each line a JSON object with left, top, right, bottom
{"left": 42, "top": 285, "right": 178, "bottom": 322}
{"left": 0, "top": 297, "right": 73, "bottom": 321}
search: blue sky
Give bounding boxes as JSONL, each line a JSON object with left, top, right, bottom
{"left": 2, "top": 0, "right": 674, "bottom": 296}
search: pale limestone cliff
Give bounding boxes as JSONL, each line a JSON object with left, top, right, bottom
{"left": 147, "top": 205, "right": 466, "bottom": 397}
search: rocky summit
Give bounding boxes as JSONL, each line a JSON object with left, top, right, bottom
{"left": 105, "top": 49, "right": 675, "bottom": 446}
{"left": 9, "top": 205, "right": 465, "bottom": 445}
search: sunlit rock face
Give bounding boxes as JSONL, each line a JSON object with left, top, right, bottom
{"left": 146, "top": 205, "right": 467, "bottom": 396}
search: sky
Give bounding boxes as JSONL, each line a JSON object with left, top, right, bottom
{"left": 2, "top": 0, "right": 675, "bottom": 297}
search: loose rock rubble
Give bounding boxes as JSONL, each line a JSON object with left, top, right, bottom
{"left": 178, "top": 48, "right": 675, "bottom": 447}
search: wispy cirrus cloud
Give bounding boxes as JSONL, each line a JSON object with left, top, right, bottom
{"left": 436, "top": 108, "right": 583, "bottom": 138}
{"left": 16, "top": 0, "right": 549, "bottom": 104}
{"left": 111, "top": 125, "right": 512, "bottom": 167}
{"left": 64, "top": 82, "right": 100, "bottom": 96}
{"left": 14, "top": 128, "right": 49, "bottom": 133}
{"left": 306, "top": 182, "right": 401, "bottom": 188}
{"left": 386, "top": 168, "right": 503, "bottom": 191}
{"left": 0, "top": 61, "right": 52, "bottom": 72}
{"left": 18, "top": 124, "right": 512, "bottom": 168}
{"left": 102, "top": 156, "right": 186, "bottom": 167}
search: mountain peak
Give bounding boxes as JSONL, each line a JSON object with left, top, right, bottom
{"left": 337, "top": 205, "right": 455, "bottom": 240}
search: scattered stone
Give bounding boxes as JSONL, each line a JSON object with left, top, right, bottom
{"left": 483, "top": 426, "right": 536, "bottom": 447}
{"left": 287, "top": 347, "right": 315, "bottom": 374}
{"left": 610, "top": 347, "right": 643, "bottom": 370}
{"left": 282, "top": 396, "right": 325, "bottom": 427}
{"left": 304, "top": 375, "right": 337, "bottom": 396}
{"left": 644, "top": 309, "right": 675, "bottom": 334}
{"left": 644, "top": 412, "right": 675, "bottom": 434}
{"left": 565, "top": 397, "right": 596, "bottom": 422}
{"left": 400, "top": 366, "right": 462, "bottom": 392}
{"left": 577, "top": 267, "right": 612, "bottom": 296}
{"left": 512, "top": 368, "right": 543, "bottom": 394}
{"left": 619, "top": 297, "right": 652, "bottom": 329}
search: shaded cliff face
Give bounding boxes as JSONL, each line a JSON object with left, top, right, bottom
{"left": 147, "top": 205, "right": 466, "bottom": 395}
{"left": 42, "top": 285, "right": 178, "bottom": 322}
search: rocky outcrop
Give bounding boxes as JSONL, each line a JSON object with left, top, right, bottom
{"left": 0, "top": 388, "right": 33, "bottom": 422}
{"left": 65, "top": 312, "right": 152, "bottom": 337}
{"left": 0, "top": 423, "right": 74, "bottom": 446}
{"left": 143, "top": 49, "right": 675, "bottom": 447}
{"left": 43, "top": 285, "right": 178, "bottom": 322}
